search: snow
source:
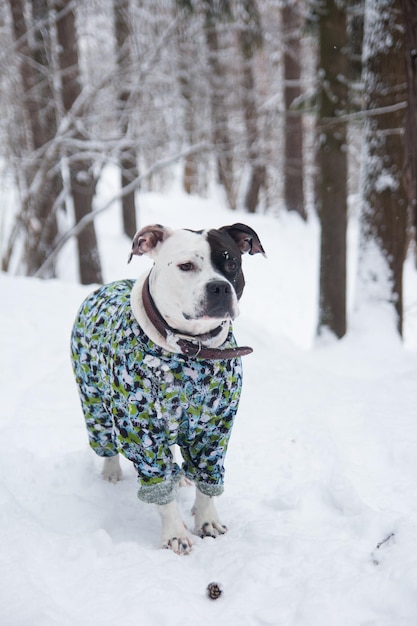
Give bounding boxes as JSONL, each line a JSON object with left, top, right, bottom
{"left": 1, "top": 180, "right": 417, "bottom": 626}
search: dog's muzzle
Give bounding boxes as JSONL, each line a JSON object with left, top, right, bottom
{"left": 204, "top": 280, "right": 236, "bottom": 318}
{"left": 142, "top": 274, "right": 252, "bottom": 359}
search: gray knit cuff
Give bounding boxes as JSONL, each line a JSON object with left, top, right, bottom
{"left": 137, "top": 471, "right": 183, "bottom": 505}
{"left": 195, "top": 481, "right": 224, "bottom": 497}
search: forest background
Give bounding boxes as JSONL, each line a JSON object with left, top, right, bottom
{"left": 1, "top": 0, "right": 416, "bottom": 341}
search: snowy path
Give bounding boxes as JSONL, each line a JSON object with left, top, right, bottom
{"left": 1, "top": 271, "right": 417, "bottom": 626}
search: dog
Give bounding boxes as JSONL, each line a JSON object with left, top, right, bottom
{"left": 71, "top": 223, "right": 264, "bottom": 554}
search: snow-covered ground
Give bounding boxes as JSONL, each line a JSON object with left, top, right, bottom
{"left": 1, "top": 177, "right": 417, "bottom": 626}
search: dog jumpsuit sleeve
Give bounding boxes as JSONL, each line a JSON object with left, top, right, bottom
{"left": 107, "top": 348, "right": 186, "bottom": 505}
{"left": 178, "top": 355, "right": 243, "bottom": 497}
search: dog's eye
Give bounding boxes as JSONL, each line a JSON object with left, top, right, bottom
{"left": 224, "top": 260, "right": 238, "bottom": 273}
{"left": 178, "top": 262, "right": 195, "bottom": 272}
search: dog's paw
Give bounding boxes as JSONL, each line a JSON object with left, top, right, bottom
{"left": 196, "top": 520, "right": 228, "bottom": 539}
{"left": 192, "top": 492, "right": 227, "bottom": 539}
{"left": 159, "top": 501, "right": 194, "bottom": 555}
{"left": 101, "top": 456, "right": 123, "bottom": 483}
{"left": 162, "top": 535, "right": 193, "bottom": 555}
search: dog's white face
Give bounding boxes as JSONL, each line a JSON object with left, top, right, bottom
{"left": 129, "top": 223, "right": 265, "bottom": 335}
{"left": 149, "top": 229, "right": 241, "bottom": 330}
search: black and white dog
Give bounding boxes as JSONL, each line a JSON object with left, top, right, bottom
{"left": 71, "top": 223, "right": 264, "bottom": 554}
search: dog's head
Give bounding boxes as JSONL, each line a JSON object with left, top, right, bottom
{"left": 128, "top": 223, "right": 265, "bottom": 332}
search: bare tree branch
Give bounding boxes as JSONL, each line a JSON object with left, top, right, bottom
{"left": 33, "top": 142, "right": 209, "bottom": 278}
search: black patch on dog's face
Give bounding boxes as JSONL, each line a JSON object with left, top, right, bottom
{"left": 206, "top": 230, "right": 245, "bottom": 300}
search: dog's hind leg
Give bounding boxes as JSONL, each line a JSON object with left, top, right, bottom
{"left": 71, "top": 313, "right": 118, "bottom": 459}
{"left": 102, "top": 455, "right": 123, "bottom": 483}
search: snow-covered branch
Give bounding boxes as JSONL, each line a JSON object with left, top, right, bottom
{"left": 33, "top": 142, "right": 209, "bottom": 278}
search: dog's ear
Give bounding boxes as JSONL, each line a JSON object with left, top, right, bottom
{"left": 220, "top": 223, "right": 266, "bottom": 256}
{"left": 128, "top": 224, "right": 173, "bottom": 262}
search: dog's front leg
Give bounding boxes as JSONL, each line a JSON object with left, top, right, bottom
{"left": 158, "top": 500, "right": 193, "bottom": 555}
{"left": 192, "top": 490, "right": 228, "bottom": 538}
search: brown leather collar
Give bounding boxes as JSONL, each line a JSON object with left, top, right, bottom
{"left": 141, "top": 274, "right": 253, "bottom": 360}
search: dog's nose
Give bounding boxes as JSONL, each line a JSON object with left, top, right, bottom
{"left": 205, "top": 280, "right": 236, "bottom": 318}
{"left": 207, "top": 281, "right": 232, "bottom": 297}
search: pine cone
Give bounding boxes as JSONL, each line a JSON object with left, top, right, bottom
{"left": 207, "top": 582, "right": 222, "bottom": 600}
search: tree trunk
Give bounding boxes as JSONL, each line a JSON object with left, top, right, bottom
{"left": 114, "top": 0, "right": 138, "bottom": 239}
{"left": 360, "top": 0, "right": 407, "bottom": 335}
{"left": 241, "top": 59, "right": 266, "bottom": 213}
{"left": 8, "top": 0, "right": 60, "bottom": 276}
{"left": 282, "top": 1, "right": 306, "bottom": 220}
{"left": 176, "top": 14, "right": 200, "bottom": 196}
{"left": 204, "top": 10, "right": 235, "bottom": 209}
{"left": 238, "top": 0, "right": 266, "bottom": 214}
{"left": 54, "top": 0, "right": 103, "bottom": 285}
{"left": 402, "top": 0, "right": 417, "bottom": 240}
{"left": 316, "top": 0, "right": 348, "bottom": 339}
